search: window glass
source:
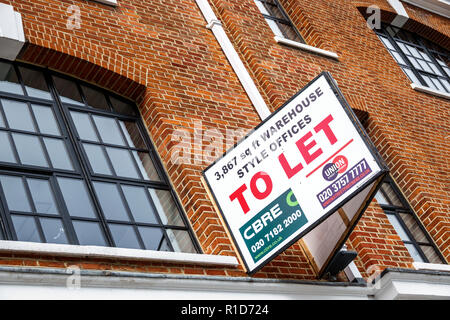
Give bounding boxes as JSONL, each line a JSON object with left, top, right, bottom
{"left": 12, "top": 215, "right": 41, "bottom": 242}
{"left": 0, "top": 175, "right": 32, "bottom": 212}
{"left": 405, "top": 243, "right": 424, "bottom": 262}
{"left": 119, "top": 121, "right": 145, "bottom": 149}
{"left": 73, "top": 221, "right": 107, "bottom": 246}
{"left": 12, "top": 133, "right": 49, "bottom": 167}
{"left": 0, "top": 131, "right": 17, "bottom": 164}
{"left": 110, "top": 96, "right": 136, "bottom": 116}
{"left": 31, "top": 105, "right": 61, "bottom": 136}
{"left": 93, "top": 115, "right": 126, "bottom": 146}
{"left": 57, "top": 177, "right": 96, "bottom": 219}
{"left": 106, "top": 147, "right": 140, "bottom": 179}
{"left": 420, "top": 245, "right": 442, "bottom": 264}
{"left": 133, "top": 151, "right": 161, "bottom": 181}
{"left": 82, "top": 85, "right": 110, "bottom": 111}
{"left": 83, "top": 143, "right": 112, "bottom": 175}
{"left": 166, "top": 229, "right": 196, "bottom": 253}
{"left": 27, "top": 178, "right": 59, "bottom": 215}
{"left": 18, "top": 66, "right": 52, "bottom": 100}
{"left": 149, "top": 189, "right": 185, "bottom": 227}
{"left": 43, "top": 138, "right": 74, "bottom": 171}
{"left": 70, "top": 111, "right": 99, "bottom": 142}
{"left": 93, "top": 181, "right": 130, "bottom": 221}
{"left": 0, "top": 62, "right": 23, "bottom": 95}
{"left": 109, "top": 224, "right": 141, "bottom": 249}
{"left": 53, "top": 76, "right": 84, "bottom": 106}
{"left": 122, "top": 185, "right": 158, "bottom": 224}
{"left": 138, "top": 227, "right": 167, "bottom": 251}
{"left": 2, "top": 99, "right": 36, "bottom": 132}
{"left": 40, "top": 217, "right": 68, "bottom": 244}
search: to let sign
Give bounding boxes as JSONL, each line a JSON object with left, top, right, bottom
{"left": 203, "top": 72, "right": 387, "bottom": 275}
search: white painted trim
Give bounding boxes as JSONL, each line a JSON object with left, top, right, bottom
{"left": 401, "top": 0, "right": 450, "bottom": 19}
{"left": 387, "top": 0, "right": 409, "bottom": 17}
{"left": 413, "top": 262, "right": 450, "bottom": 272}
{"left": 0, "top": 266, "right": 372, "bottom": 300}
{"left": 374, "top": 269, "right": 450, "bottom": 300}
{"left": 195, "top": 0, "right": 271, "bottom": 120}
{"left": 91, "top": 0, "right": 118, "bottom": 6}
{"left": 274, "top": 36, "right": 339, "bottom": 60}
{"left": 0, "top": 240, "right": 239, "bottom": 267}
{"left": 0, "top": 3, "right": 25, "bottom": 61}
{"left": 411, "top": 83, "right": 450, "bottom": 99}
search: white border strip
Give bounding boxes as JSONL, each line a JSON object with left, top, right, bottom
{"left": 274, "top": 36, "right": 339, "bottom": 60}
{"left": 413, "top": 262, "right": 450, "bottom": 272}
{"left": 92, "top": 0, "right": 118, "bottom": 6}
{"left": 411, "top": 83, "right": 450, "bottom": 99}
{"left": 0, "top": 240, "right": 239, "bottom": 267}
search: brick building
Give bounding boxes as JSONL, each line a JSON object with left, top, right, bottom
{"left": 0, "top": 0, "right": 448, "bottom": 300}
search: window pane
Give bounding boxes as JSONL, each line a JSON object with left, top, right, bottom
{"left": 93, "top": 115, "right": 126, "bottom": 146}
{"left": 109, "top": 224, "right": 141, "bottom": 249}
{"left": 83, "top": 143, "right": 112, "bottom": 175}
{"left": 44, "top": 138, "right": 74, "bottom": 171}
{"left": 420, "top": 245, "right": 442, "bottom": 264}
{"left": 379, "top": 36, "right": 395, "bottom": 50}
{"left": 73, "top": 221, "right": 107, "bottom": 246}
{"left": 82, "top": 85, "right": 110, "bottom": 111}
{"left": 391, "top": 51, "right": 406, "bottom": 65}
{"left": 57, "top": 177, "right": 96, "bottom": 218}
{"left": 375, "top": 190, "right": 389, "bottom": 205}
{"left": 70, "top": 111, "right": 99, "bottom": 142}
{"left": 431, "top": 78, "right": 445, "bottom": 92}
{"left": 110, "top": 96, "right": 136, "bottom": 116}
{"left": 405, "top": 243, "right": 424, "bottom": 262}
{"left": 122, "top": 185, "right": 158, "bottom": 224}
{"left": 166, "top": 229, "right": 196, "bottom": 253}
{"left": 133, "top": 151, "right": 161, "bottom": 181}
{"left": 106, "top": 147, "right": 140, "bottom": 179}
{"left": 138, "top": 227, "right": 167, "bottom": 251}
{"left": 422, "top": 75, "right": 436, "bottom": 89}
{"left": 2, "top": 99, "right": 36, "bottom": 132}
{"left": 386, "top": 214, "right": 411, "bottom": 241}
{"left": 0, "top": 175, "right": 32, "bottom": 212}
{"left": 278, "top": 22, "right": 302, "bottom": 42}
{"left": 13, "top": 133, "right": 49, "bottom": 167}
{"left": 380, "top": 183, "right": 403, "bottom": 207}
{"left": 31, "top": 105, "right": 61, "bottom": 136}
{"left": 0, "top": 62, "right": 23, "bottom": 95}
{"left": 93, "top": 182, "right": 130, "bottom": 221}
{"left": 119, "top": 121, "right": 145, "bottom": 149}
{"left": 12, "top": 215, "right": 41, "bottom": 242}
{"left": 403, "top": 68, "right": 421, "bottom": 84}
{"left": 18, "top": 66, "right": 52, "bottom": 100}
{"left": 40, "top": 217, "right": 68, "bottom": 244}
{"left": 52, "top": 76, "right": 84, "bottom": 106}
{"left": 0, "top": 131, "right": 17, "bottom": 163}
{"left": 399, "top": 213, "right": 428, "bottom": 243}
{"left": 149, "top": 189, "right": 185, "bottom": 227}
{"left": 0, "top": 110, "right": 4, "bottom": 127}
{"left": 27, "top": 178, "right": 58, "bottom": 215}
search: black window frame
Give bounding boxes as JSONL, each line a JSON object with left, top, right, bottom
{"left": 0, "top": 59, "right": 201, "bottom": 253}
{"left": 375, "top": 176, "right": 446, "bottom": 264}
{"left": 375, "top": 24, "right": 450, "bottom": 93}
{"left": 254, "top": 0, "right": 305, "bottom": 44}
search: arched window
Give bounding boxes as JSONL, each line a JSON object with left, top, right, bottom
{"left": 376, "top": 24, "right": 450, "bottom": 94}
{"left": 0, "top": 60, "right": 199, "bottom": 253}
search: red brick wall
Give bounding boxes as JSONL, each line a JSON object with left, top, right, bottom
{"left": 0, "top": 0, "right": 448, "bottom": 281}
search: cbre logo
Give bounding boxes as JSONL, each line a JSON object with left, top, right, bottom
{"left": 322, "top": 155, "right": 348, "bottom": 181}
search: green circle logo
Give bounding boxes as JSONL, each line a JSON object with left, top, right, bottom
{"left": 286, "top": 191, "right": 298, "bottom": 207}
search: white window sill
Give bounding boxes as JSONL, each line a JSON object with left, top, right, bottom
{"left": 91, "top": 0, "right": 118, "bottom": 6}
{"left": 0, "top": 240, "right": 239, "bottom": 267}
{"left": 411, "top": 83, "right": 450, "bottom": 100}
{"left": 413, "top": 262, "right": 450, "bottom": 272}
{"left": 274, "top": 36, "right": 339, "bottom": 60}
